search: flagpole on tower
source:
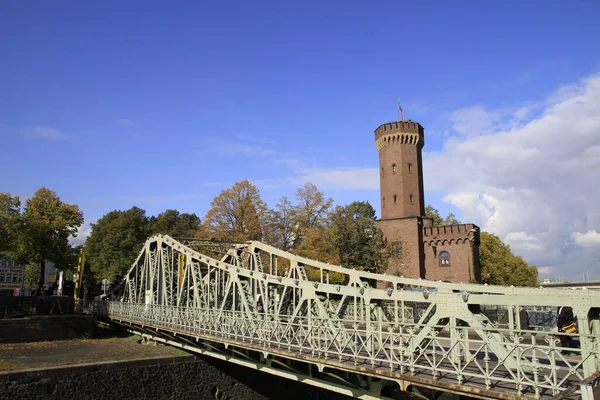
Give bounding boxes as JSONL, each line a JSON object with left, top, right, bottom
{"left": 397, "top": 98, "right": 405, "bottom": 122}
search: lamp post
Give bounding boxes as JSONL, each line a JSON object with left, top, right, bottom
{"left": 102, "top": 273, "right": 122, "bottom": 299}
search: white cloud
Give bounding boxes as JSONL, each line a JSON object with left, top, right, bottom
{"left": 22, "top": 126, "right": 68, "bottom": 140}
{"left": 426, "top": 73, "right": 600, "bottom": 279}
{"left": 116, "top": 118, "right": 136, "bottom": 127}
{"left": 449, "top": 106, "right": 499, "bottom": 137}
{"left": 572, "top": 230, "right": 600, "bottom": 248}
{"left": 292, "top": 167, "right": 378, "bottom": 190}
{"left": 69, "top": 221, "right": 94, "bottom": 247}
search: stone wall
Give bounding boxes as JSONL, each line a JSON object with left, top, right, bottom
{"left": 0, "top": 315, "right": 98, "bottom": 343}
{"left": 0, "top": 354, "right": 353, "bottom": 400}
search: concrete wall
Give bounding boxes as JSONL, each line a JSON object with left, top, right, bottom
{"left": 0, "top": 354, "right": 353, "bottom": 400}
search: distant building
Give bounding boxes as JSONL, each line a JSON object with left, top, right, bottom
{"left": 374, "top": 121, "right": 481, "bottom": 283}
{"left": 0, "top": 260, "right": 59, "bottom": 296}
{"left": 0, "top": 260, "right": 26, "bottom": 296}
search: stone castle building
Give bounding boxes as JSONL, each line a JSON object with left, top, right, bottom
{"left": 374, "top": 121, "right": 481, "bottom": 283}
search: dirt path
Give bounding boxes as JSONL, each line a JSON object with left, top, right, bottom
{"left": 0, "top": 335, "right": 187, "bottom": 371}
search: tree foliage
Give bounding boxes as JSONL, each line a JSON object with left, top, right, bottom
{"left": 202, "top": 180, "right": 267, "bottom": 241}
{"left": 264, "top": 196, "right": 296, "bottom": 251}
{"left": 85, "top": 207, "right": 149, "bottom": 279}
{"left": 293, "top": 183, "right": 333, "bottom": 246}
{"left": 329, "top": 201, "right": 384, "bottom": 273}
{"left": 424, "top": 205, "right": 461, "bottom": 226}
{"left": 0, "top": 193, "right": 22, "bottom": 258}
{"left": 21, "top": 188, "right": 84, "bottom": 290}
{"left": 148, "top": 209, "right": 201, "bottom": 238}
{"left": 479, "top": 232, "right": 538, "bottom": 287}
{"left": 294, "top": 227, "right": 340, "bottom": 265}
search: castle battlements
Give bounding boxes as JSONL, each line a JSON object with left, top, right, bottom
{"left": 374, "top": 121, "right": 424, "bottom": 141}
{"left": 423, "top": 223, "right": 480, "bottom": 246}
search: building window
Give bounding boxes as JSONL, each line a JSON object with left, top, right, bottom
{"left": 382, "top": 197, "right": 385, "bottom": 208}
{"left": 409, "top": 194, "right": 413, "bottom": 204}
{"left": 12, "top": 274, "right": 17, "bottom": 283}
{"left": 390, "top": 241, "right": 402, "bottom": 259}
{"left": 408, "top": 162, "right": 412, "bottom": 173}
{"left": 439, "top": 251, "right": 450, "bottom": 267}
{"left": 393, "top": 194, "right": 397, "bottom": 204}
{"left": 381, "top": 167, "right": 384, "bottom": 177}
{"left": 392, "top": 163, "right": 397, "bottom": 174}
{"left": 0, "top": 273, "right": 4, "bottom": 282}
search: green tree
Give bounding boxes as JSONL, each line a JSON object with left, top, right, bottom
{"left": 203, "top": 180, "right": 267, "bottom": 241}
{"left": 329, "top": 201, "right": 385, "bottom": 273}
{"left": 85, "top": 206, "right": 149, "bottom": 279}
{"left": 24, "top": 262, "right": 40, "bottom": 292}
{"left": 293, "top": 183, "right": 333, "bottom": 246}
{"left": 0, "top": 193, "right": 22, "bottom": 258}
{"left": 479, "top": 232, "right": 538, "bottom": 287}
{"left": 424, "top": 205, "right": 461, "bottom": 226}
{"left": 148, "top": 209, "right": 201, "bottom": 238}
{"left": 264, "top": 196, "right": 296, "bottom": 251}
{"left": 21, "top": 188, "right": 84, "bottom": 292}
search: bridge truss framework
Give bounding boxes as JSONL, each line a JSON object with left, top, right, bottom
{"left": 92, "top": 234, "right": 600, "bottom": 399}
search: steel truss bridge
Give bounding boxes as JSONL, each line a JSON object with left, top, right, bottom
{"left": 92, "top": 234, "right": 600, "bottom": 399}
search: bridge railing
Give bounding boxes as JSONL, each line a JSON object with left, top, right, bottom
{"left": 93, "top": 301, "right": 599, "bottom": 398}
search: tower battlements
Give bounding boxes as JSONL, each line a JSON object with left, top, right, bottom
{"left": 374, "top": 121, "right": 424, "bottom": 141}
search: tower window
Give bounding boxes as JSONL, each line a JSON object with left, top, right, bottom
{"left": 439, "top": 251, "right": 450, "bottom": 267}
{"left": 408, "top": 162, "right": 412, "bottom": 173}
{"left": 381, "top": 167, "right": 384, "bottom": 177}
{"left": 409, "top": 194, "right": 413, "bottom": 204}
{"left": 382, "top": 197, "right": 385, "bottom": 208}
{"left": 392, "top": 163, "right": 397, "bottom": 174}
{"left": 393, "top": 194, "right": 397, "bottom": 204}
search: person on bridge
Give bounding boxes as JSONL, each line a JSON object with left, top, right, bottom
{"left": 557, "top": 306, "right": 577, "bottom": 354}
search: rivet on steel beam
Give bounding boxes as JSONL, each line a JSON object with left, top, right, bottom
{"left": 386, "top": 287, "right": 393, "bottom": 297}
{"left": 335, "top": 285, "right": 341, "bottom": 292}
{"left": 294, "top": 279, "right": 299, "bottom": 286}
{"left": 359, "top": 287, "right": 365, "bottom": 295}
{"left": 461, "top": 291, "right": 469, "bottom": 302}
{"left": 423, "top": 289, "right": 430, "bottom": 300}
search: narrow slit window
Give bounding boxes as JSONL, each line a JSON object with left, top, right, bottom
{"left": 382, "top": 197, "right": 385, "bottom": 208}
{"left": 392, "top": 163, "right": 397, "bottom": 174}
{"left": 409, "top": 194, "right": 413, "bottom": 204}
{"left": 393, "top": 194, "right": 397, "bottom": 204}
{"left": 408, "top": 162, "right": 412, "bottom": 173}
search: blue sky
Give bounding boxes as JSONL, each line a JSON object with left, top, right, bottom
{"left": 1, "top": 1, "right": 599, "bottom": 279}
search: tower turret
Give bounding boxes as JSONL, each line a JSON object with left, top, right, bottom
{"left": 375, "top": 121, "right": 425, "bottom": 220}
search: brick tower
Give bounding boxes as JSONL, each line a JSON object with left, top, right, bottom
{"left": 375, "top": 121, "right": 425, "bottom": 219}
{"left": 375, "top": 121, "right": 427, "bottom": 279}
{"left": 374, "top": 120, "right": 481, "bottom": 283}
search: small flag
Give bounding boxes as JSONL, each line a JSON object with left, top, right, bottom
{"left": 397, "top": 98, "right": 405, "bottom": 121}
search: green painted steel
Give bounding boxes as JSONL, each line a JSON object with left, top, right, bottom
{"left": 93, "top": 234, "right": 600, "bottom": 399}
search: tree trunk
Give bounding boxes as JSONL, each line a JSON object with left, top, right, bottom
{"left": 38, "top": 261, "right": 45, "bottom": 296}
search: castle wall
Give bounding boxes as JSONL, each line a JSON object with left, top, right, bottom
{"left": 377, "top": 217, "right": 424, "bottom": 280}
{"left": 422, "top": 223, "right": 480, "bottom": 283}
